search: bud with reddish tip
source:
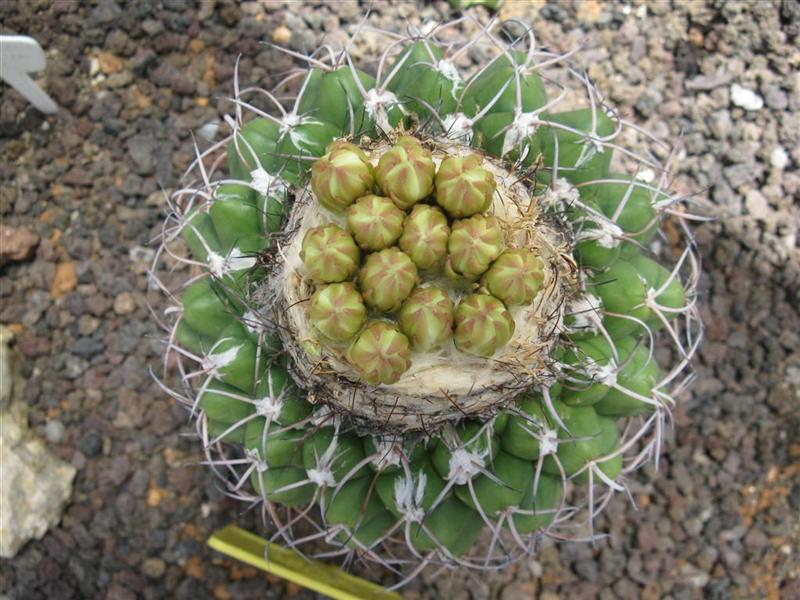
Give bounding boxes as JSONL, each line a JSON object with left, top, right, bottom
{"left": 311, "top": 141, "right": 374, "bottom": 213}
{"left": 482, "top": 249, "right": 545, "bottom": 306}
{"left": 375, "top": 136, "right": 435, "bottom": 209}
{"left": 309, "top": 283, "right": 367, "bottom": 342}
{"left": 346, "top": 321, "right": 412, "bottom": 385}
{"left": 398, "top": 287, "right": 454, "bottom": 352}
{"left": 359, "top": 247, "right": 418, "bottom": 312}
{"left": 454, "top": 293, "right": 515, "bottom": 357}
{"left": 300, "top": 224, "right": 360, "bottom": 283}
{"left": 398, "top": 204, "right": 450, "bottom": 269}
{"left": 346, "top": 195, "right": 404, "bottom": 251}
{"left": 447, "top": 215, "right": 505, "bottom": 279}
{"left": 435, "top": 154, "right": 496, "bottom": 217}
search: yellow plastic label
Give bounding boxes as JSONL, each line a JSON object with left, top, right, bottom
{"left": 208, "top": 524, "right": 403, "bottom": 600}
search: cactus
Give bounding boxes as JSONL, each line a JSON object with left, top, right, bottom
{"left": 152, "top": 14, "right": 702, "bottom": 588}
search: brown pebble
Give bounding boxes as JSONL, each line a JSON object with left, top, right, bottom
{"left": 272, "top": 25, "right": 292, "bottom": 45}
{"left": 97, "top": 51, "right": 123, "bottom": 74}
{"left": 113, "top": 292, "right": 136, "bottom": 315}
{"left": 51, "top": 262, "right": 77, "bottom": 299}
{"left": 0, "top": 225, "right": 40, "bottom": 266}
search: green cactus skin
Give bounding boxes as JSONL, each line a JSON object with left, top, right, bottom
{"left": 309, "top": 282, "right": 367, "bottom": 342}
{"left": 398, "top": 204, "right": 451, "bottom": 269}
{"left": 481, "top": 249, "right": 545, "bottom": 306}
{"left": 227, "top": 118, "right": 280, "bottom": 181}
{"left": 346, "top": 321, "right": 412, "bottom": 385}
{"left": 358, "top": 248, "right": 418, "bottom": 312}
{"left": 199, "top": 379, "right": 255, "bottom": 425}
{"left": 375, "top": 136, "right": 435, "bottom": 209}
{"left": 311, "top": 140, "right": 375, "bottom": 213}
{"left": 506, "top": 474, "right": 562, "bottom": 534}
{"left": 500, "top": 394, "right": 552, "bottom": 460}
{"left": 453, "top": 293, "right": 516, "bottom": 357}
{"left": 245, "top": 418, "right": 305, "bottom": 468}
{"left": 398, "top": 286, "right": 455, "bottom": 352}
{"left": 448, "top": 215, "right": 506, "bottom": 279}
{"left": 455, "top": 451, "right": 531, "bottom": 517}
{"left": 346, "top": 194, "right": 405, "bottom": 251}
{"left": 434, "top": 154, "right": 496, "bottom": 217}
{"left": 303, "top": 427, "right": 368, "bottom": 483}
{"left": 375, "top": 458, "right": 446, "bottom": 517}
{"left": 462, "top": 51, "right": 548, "bottom": 118}
{"left": 300, "top": 224, "right": 360, "bottom": 283}
{"left": 387, "top": 42, "right": 460, "bottom": 122}
{"left": 251, "top": 467, "right": 315, "bottom": 507}
{"left": 181, "top": 277, "right": 239, "bottom": 338}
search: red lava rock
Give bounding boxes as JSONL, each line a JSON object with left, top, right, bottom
{"left": 0, "top": 225, "right": 40, "bottom": 266}
{"left": 17, "top": 335, "right": 52, "bottom": 358}
{"left": 62, "top": 168, "right": 94, "bottom": 187}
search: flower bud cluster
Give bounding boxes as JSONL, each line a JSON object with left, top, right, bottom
{"left": 302, "top": 138, "right": 546, "bottom": 384}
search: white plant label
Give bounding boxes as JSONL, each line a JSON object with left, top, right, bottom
{"left": 0, "top": 35, "right": 58, "bottom": 114}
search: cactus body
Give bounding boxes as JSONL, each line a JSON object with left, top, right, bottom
{"left": 157, "top": 15, "right": 700, "bottom": 584}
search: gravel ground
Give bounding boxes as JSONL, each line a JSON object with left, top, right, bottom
{"left": 1, "top": 1, "right": 798, "bottom": 599}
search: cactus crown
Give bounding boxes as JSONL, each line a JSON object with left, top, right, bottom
{"left": 151, "top": 15, "right": 702, "bottom": 586}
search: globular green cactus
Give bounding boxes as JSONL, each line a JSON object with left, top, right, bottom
{"left": 154, "top": 14, "right": 701, "bottom": 587}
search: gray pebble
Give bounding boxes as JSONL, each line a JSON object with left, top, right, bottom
{"left": 44, "top": 420, "right": 66, "bottom": 444}
{"left": 78, "top": 430, "right": 103, "bottom": 457}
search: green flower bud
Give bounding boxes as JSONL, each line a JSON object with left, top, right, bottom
{"left": 454, "top": 293, "right": 515, "bottom": 357}
{"left": 346, "top": 194, "right": 404, "bottom": 251}
{"left": 311, "top": 141, "right": 374, "bottom": 213}
{"left": 346, "top": 321, "right": 412, "bottom": 385}
{"left": 443, "top": 255, "right": 480, "bottom": 287}
{"left": 398, "top": 287, "right": 455, "bottom": 352}
{"left": 448, "top": 215, "right": 505, "bottom": 278}
{"left": 300, "top": 224, "right": 360, "bottom": 283}
{"left": 481, "top": 249, "right": 544, "bottom": 306}
{"left": 309, "top": 283, "right": 367, "bottom": 342}
{"left": 375, "top": 136, "right": 435, "bottom": 209}
{"left": 359, "top": 248, "right": 418, "bottom": 312}
{"left": 398, "top": 204, "right": 450, "bottom": 269}
{"left": 434, "top": 154, "right": 496, "bottom": 217}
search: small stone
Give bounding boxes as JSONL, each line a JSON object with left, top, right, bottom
{"left": 44, "top": 420, "right": 66, "bottom": 444}
{"left": 708, "top": 110, "right": 732, "bottom": 139}
{"left": 0, "top": 225, "right": 40, "bottom": 266}
{"left": 141, "top": 19, "right": 164, "bottom": 36}
{"left": 730, "top": 83, "right": 764, "bottom": 111}
{"left": 272, "top": 25, "right": 292, "bottom": 45}
{"left": 0, "top": 404, "right": 76, "bottom": 558}
{"left": 635, "top": 88, "right": 663, "bottom": 117}
{"left": 745, "top": 190, "right": 769, "bottom": 220}
{"left": 77, "top": 430, "right": 103, "bottom": 457}
{"left": 770, "top": 147, "right": 789, "bottom": 170}
{"left": 97, "top": 52, "right": 123, "bottom": 75}
{"left": 77, "top": 315, "right": 101, "bottom": 336}
{"left": 789, "top": 483, "right": 800, "bottom": 510}
{"left": 142, "top": 557, "right": 166, "bottom": 579}
{"left": 744, "top": 527, "right": 769, "bottom": 550}
{"left": 113, "top": 292, "right": 136, "bottom": 315}
{"left": 127, "top": 133, "right": 157, "bottom": 176}
{"left": 762, "top": 84, "right": 788, "bottom": 110}
{"left": 50, "top": 262, "right": 77, "bottom": 299}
